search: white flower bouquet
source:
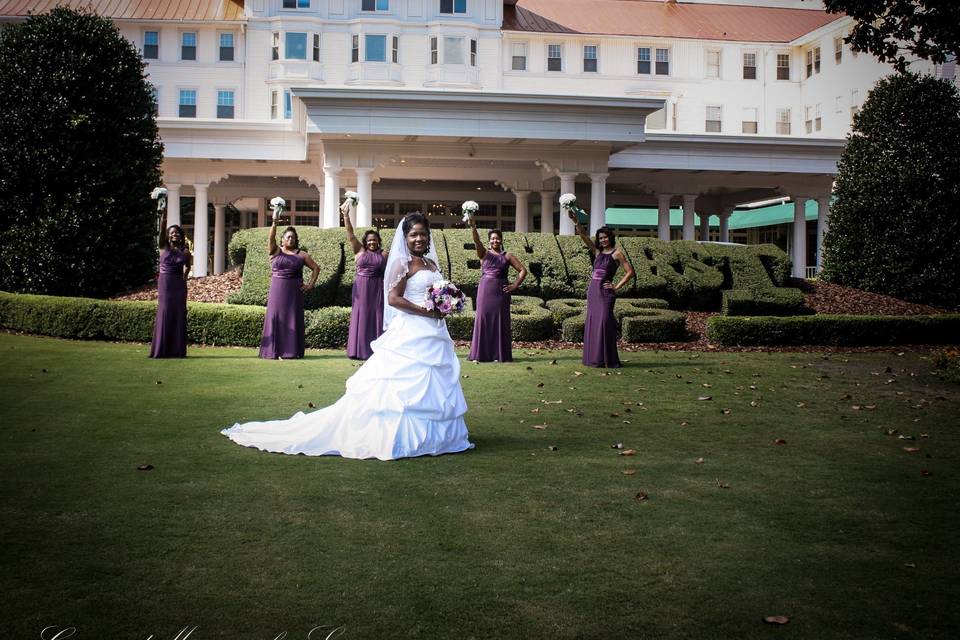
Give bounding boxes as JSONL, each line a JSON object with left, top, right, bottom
{"left": 461, "top": 200, "right": 479, "bottom": 223}
{"left": 424, "top": 280, "right": 467, "bottom": 317}
{"left": 270, "top": 196, "right": 286, "bottom": 220}
{"left": 150, "top": 187, "right": 167, "bottom": 211}
{"left": 559, "top": 193, "right": 588, "bottom": 225}
{"left": 344, "top": 190, "right": 359, "bottom": 206}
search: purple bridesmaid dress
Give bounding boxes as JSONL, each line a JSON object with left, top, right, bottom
{"left": 469, "top": 251, "right": 512, "bottom": 362}
{"left": 259, "top": 251, "right": 306, "bottom": 359}
{"left": 149, "top": 248, "right": 189, "bottom": 358}
{"left": 583, "top": 251, "right": 620, "bottom": 368}
{"left": 347, "top": 250, "right": 386, "bottom": 360}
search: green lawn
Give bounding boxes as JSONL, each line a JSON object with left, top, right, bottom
{"left": 1, "top": 333, "right": 958, "bottom": 639}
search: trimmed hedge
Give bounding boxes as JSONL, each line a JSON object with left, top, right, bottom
{"left": 545, "top": 299, "right": 587, "bottom": 326}
{"left": 622, "top": 310, "right": 687, "bottom": 342}
{"left": 445, "top": 296, "right": 553, "bottom": 342}
{"left": 614, "top": 298, "right": 670, "bottom": 323}
{"left": 707, "top": 314, "right": 960, "bottom": 347}
{"left": 561, "top": 314, "right": 585, "bottom": 343}
{"left": 721, "top": 288, "right": 807, "bottom": 317}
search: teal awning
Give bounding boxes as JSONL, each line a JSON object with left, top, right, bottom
{"left": 604, "top": 200, "right": 820, "bottom": 230}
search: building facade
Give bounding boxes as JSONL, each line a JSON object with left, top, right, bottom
{"left": 0, "top": 0, "right": 945, "bottom": 278}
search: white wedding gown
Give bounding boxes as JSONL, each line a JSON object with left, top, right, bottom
{"left": 221, "top": 268, "right": 474, "bottom": 460}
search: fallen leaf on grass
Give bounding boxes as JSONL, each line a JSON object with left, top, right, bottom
{"left": 864, "top": 404, "right": 877, "bottom": 410}
{"left": 750, "top": 400, "right": 760, "bottom": 407}
{"left": 550, "top": 359, "right": 557, "bottom": 365}
{"left": 851, "top": 405, "right": 862, "bottom": 410}
{"left": 721, "top": 408, "right": 732, "bottom": 415}
{"left": 308, "top": 402, "right": 316, "bottom": 408}
{"left": 903, "top": 447, "right": 920, "bottom": 453}
{"left": 525, "top": 366, "right": 533, "bottom": 371}
{"left": 904, "top": 562, "right": 917, "bottom": 568}
{"left": 573, "top": 371, "right": 584, "bottom": 377}
{"left": 695, "top": 457, "right": 705, "bottom": 464}
{"left": 773, "top": 438, "right": 787, "bottom": 445}
{"left": 536, "top": 382, "right": 544, "bottom": 388}
{"left": 530, "top": 408, "right": 540, "bottom": 414}
{"left": 622, "top": 469, "right": 636, "bottom": 476}
{"left": 920, "top": 470, "right": 931, "bottom": 476}
{"left": 623, "top": 420, "right": 632, "bottom": 424}
{"left": 620, "top": 449, "right": 637, "bottom": 456}
{"left": 716, "top": 478, "right": 730, "bottom": 489}
{"left": 634, "top": 491, "right": 649, "bottom": 501}
{"left": 611, "top": 442, "right": 623, "bottom": 449}
{"left": 796, "top": 401, "right": 807, "bottom": 408}
{"left": 763, "top": 616, "right": 789, "bottom": 625}
{"left": 702, "top": 383, "right": 712, "bottom": 388}
{"left": 920, "top": 433, "right": 930, "bottom": 439}
{"left": 137, "top": 464, "right": 154, "bottom": 471}
{"left": 680, "top": 421, "right": 689, "bottom": 426}
{"left": 840, "top": 393, "right": 852, "bottom": 400}
{"left": 698, "top": 396, "right": 713, "bottom": 401}
{"left": 547, "top": 445, "right": 558, "bottom": 451}
{"left": 542, "top": 399, "right": 562, "bottom": 405}
{"left": 531, "top": 424, "right": 547, "bottom": 430}
{"left": 610, "top": 412, "right": 620, "bottom": 418}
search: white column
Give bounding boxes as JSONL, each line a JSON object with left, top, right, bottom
{"left": 588, "top": 173, "right": 608, "bottom": 236}
{"left": 213, "top": 203, "right": 226, "bottom": 275}
{"left": 539, "top": 190, "right": 555, "bottom": 234}
{"left": 699, "top": 213, "right": 711, "bottom": 242}
{"left": 816, "top": 196, "right": 831, "bottom": 271}
{"left": 557, "top": 172, "right": 578, "bottom": 235}
{"left": 682, "top": 194, "right": 697, "bottom": 241}
{"left": 657, "top": 193, "right": 672, "bottom": 241}
{"left": 719, "top": 208, "right": 732, "bottom": 243}
{"left": 514, "top": 190, "right": 530, "bottom": 233}
{"left": 193, "top": 184, "right": 209, "bottom": 277}
{"left": 257, "top": 197, "right": 266, "bottom": 227}
{"left": 791, "top": 196, "right": 807, "bottom": 279}
{"left": 165, "top": 183, "right": 181, "bottom": 228}
{"left": 322, "top": 167, "right": 341, "bottom": 228}
{"left": 315, "top": 184, "right": 324, "bottom": 227}
{"left": 355, "top": 168, "right": 373, "bottom": 228}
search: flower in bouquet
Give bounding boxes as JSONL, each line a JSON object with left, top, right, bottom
{"left": 461, "top": 200, "right": 479, "bottom": 223}
{"left": 424, "top": 280, "right": 467, "bottom": 317}
{"left": 344, "top": 190, "right": 359, "bottom": 206}
{"left": 150, "top": 187, "right": 167, "bottom": 211}
{"left": 559, "top": 193, "right": 587, "bottom": 224}
{"left": 270, "top": 196, "right": 286, "bottom": 218}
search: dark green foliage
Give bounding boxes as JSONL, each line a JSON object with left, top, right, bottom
{"left": 622, "top": 310, "right": 688, "bottom": 343}
{"left": 707, "top": 314, "right": 960, "bottom": 347}
{"left": 305, "top": 307, "right": 352, "bottom": 349}
{"left": 561, "top": 314, "right": 585, "bottom": 343}
{"left": 721, "top": 288, "right": 808, "bottom": 316}
{"left": 824, "top": 0, "right": 960, "bottom": 72}
{"left": 553, "top": 235, "right": 595, "bottom": 297}
{"left": 614, "top": 298, "right": 670, "bottom": 323}
{"left": 616, "top": 237, "right": 670, "bottom": 299}
{"left": 661, "top": 241, "right": 726, "bottom": 309}
{"left": 0, "top": 7, "right": 163, "bottom": 297}
{"left": 822, "top": 73, "right": 960, "bottom": 308}
{"left": 545, "top": 299, "right": 587, "bottom": 327}
{"left": 510, "top": 296, "right": 554, "bottom": 341}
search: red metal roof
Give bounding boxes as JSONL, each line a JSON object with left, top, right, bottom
{"left": 0, "top": 0, "right": 245, "bottom": 21}
{"left": 504, "top": 0, "right": 842, "bottom": 43}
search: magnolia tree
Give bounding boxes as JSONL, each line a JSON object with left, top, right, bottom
{"left": 0, "top": 7, "right": 163, "bottom": 297}
{"left": 822, "top": 73, "right": 960, "bottom": 307}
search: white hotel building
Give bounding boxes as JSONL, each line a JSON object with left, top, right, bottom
{"left": 1, "top": 0, "right": 950, "bottom": 278}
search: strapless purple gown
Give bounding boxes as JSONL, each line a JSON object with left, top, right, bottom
{"left": 469, "top": 251, "right": 512, "bottom": 362}
{"left": 583, "top": 251, "right": 620, "bottom": 368}
{"left": 150, "top": 248, "right": 189, "bottom": 358}
{"left": 347, "top": 250, "right": 386, "bottom": 360}
{"left": 259, "top": 251, "right": 305, "bottom": 359}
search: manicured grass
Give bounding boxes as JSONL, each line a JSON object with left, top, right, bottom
{"left": 1, "top": 333, "right": 958, "bottom": 639}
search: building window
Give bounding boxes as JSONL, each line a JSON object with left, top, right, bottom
{"left": 583, "top": 45, "right": 598, "bottom": 72}
{"left": 637, "top": 47, "right": 650, "bottom": 74}
{"left": 470, "top": 39, "right": 477, "bottom": 66}
{"left": 440, "top": 0, "right": 466, "bottom": 13}
{"left": 742, "top": 107, "right": 758, "bottom": 134}
{"left": 815, "top": 103, "right": 822, "bottom": 131}
{"left": 181, "top": 32, "right": 196, "bottom": 61}
{"left": 283, "top": 0, "right": 310, "bottom": 7}
{"left": 835, "top": 95, "right": 842, "bottom": 113}
{"left": 776, "top": 108, "right": 791, "bottom": 135}
{"left": 393, "top": 36, "right": 400, "bottom": 63}
{"left": 743, "top": 52, "right": 757, "bottom": 79}
{"left": 219, "top": 33, "right": 234, "bottom": 61}
{"left": 270, "top": 91, "right": 278, "bottom": 119}
{"left": 362, "top": 0, "right": 389, "bottom": 9}
{"left": 216, "top": 90, "right": 234, "bottom": 119}
{"left": 547, "top": 44, "right": 562, "bottom": 71}
{"left": 143, "top": 31, "right": 159, "bottom": 59}
{"left": 366, "top": 34, "right": 387, "bottom": 62}
{"left": 272, "top": 32, "right": 280, "bottom": 61}
{"left": 814, "top": 47, "right": 821, "bottom": 74}
{"left": 286, "top": 32, "right": 307, "bottom": 60}
{"left": 313, "top": 34, "right": 321, "bottom": 62}
{"left": 445, "top": 37, "right": 464, "bottom": 64}
{"left": 511, "top": 42, "right": 527, "bottom": 70}
{"left": 705, "top": 50, "right": 720, "bottom": 78}
{"left": 429, "top": 37, "right": 438, "bottom": 64}
{"left": 776, "top": 54, "right": 790, "bottom": 80}
{"left": 834, "top": 36, "right": 843, "bottom": 64}
{"left": 655, "top": 48, "right": 669, "bottom": 75}
{"left": 284, "top": 90, "right": 292, "bottom": 119}
{"left": 804, "top": 106, "right": 813, "bottom": 133}
{"left": 149, "top": 85, "right": 159, "bottom": 113}
{"left": 178, "top": 89, "right": 196, "bottom": 118}
{"left": 705, "top": 105, "right": 722, "bottom": 132}
{"left": 352, "top": 35, "right": 360, "bottom": 63}
{"left": 850, "top": 89, "right": 860, "bottom": 119}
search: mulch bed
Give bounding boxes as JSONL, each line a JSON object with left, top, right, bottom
{"left": 113, "top": 274, "right": 954, "bottom": 352}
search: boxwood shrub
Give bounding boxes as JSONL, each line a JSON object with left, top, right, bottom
{"left": 545, "top": 299, "right": 586, "bottom": 326}
{"left": 622, "top": 309, "right": 687, "bottom": 342}
{"left": 510, "top": 296, "right": 554, "bottom": 341}
{"left": 561, "top": 314, "right": 585, "bottom": 343}
{"left": 707, "top": 314, "right": 960, "bottom": 347}
{"left": 721, "top": 288, "right": 807, "bottom": 317}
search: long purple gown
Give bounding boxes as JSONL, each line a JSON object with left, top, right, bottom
{"left": 259, "top": 251, "right": 306, "bottom": 359}
{"left": 149, "top": 248, "right": 189, "bottom": 358}
{"left": 347, "top": 249, "right": 386, "bottom": 360}
{"left": 583, "top": 251, "right": 620, "bottom": 368}
{"left": 469, "top": 251, "right": 512, "bottom": 362}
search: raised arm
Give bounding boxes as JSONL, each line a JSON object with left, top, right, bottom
{"left": 341, "top": 201, "right": 363, "bottom": 255}
{"left": 267, "top": 218, "right": 278, "bottom": 256}
{"left": 469, "top": 218, "right": 486, "bottom": 260}
{"left": 504, "top": 253, "right": 527, "bottom": 294}
{"left": 569, "top": 210, "right": 597, "bottom": 254}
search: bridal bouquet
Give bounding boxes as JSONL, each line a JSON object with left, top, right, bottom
{"left": 150, "top": 187, "right": 167, "bottom": 211}
{"left": 461, "top": 200, "right": 479, "bottom": 223}
{"left": 424, "top": 280, "right": 467, "bottom": 317}
{"left": 559, "top": 193, "right": 589, "bottom": 225}
{"left": 270, "top": 196, "right": 286, "bottom": 220}
{"left": 344, "top": 190, "right": 359, "bottom": 207}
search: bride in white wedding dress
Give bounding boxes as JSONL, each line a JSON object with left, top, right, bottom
{"left": 221, "top": 213, "right": 474, "bottom": 460}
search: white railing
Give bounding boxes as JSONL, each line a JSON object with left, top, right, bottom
{"left": 805, "top": 266, "right": 819, "bottom": 279}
